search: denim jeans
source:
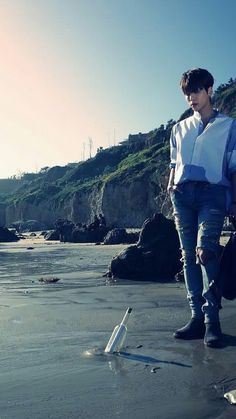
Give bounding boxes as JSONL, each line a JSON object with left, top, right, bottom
{"left": 170, "top": 181, "right": 227, "bottom": 323}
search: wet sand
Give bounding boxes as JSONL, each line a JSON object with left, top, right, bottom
{"left": 0, "top": 236, "right": 236, "bottom": 419}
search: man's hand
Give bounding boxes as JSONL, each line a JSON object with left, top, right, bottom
{"left": 167, "top": 184, "right": 174, "bottom": 194}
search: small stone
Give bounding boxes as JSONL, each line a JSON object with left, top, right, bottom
{"left": 38, "top": 277, "right": 61, "bottom": 284}
{"left": 151, "top": 367, "right": 160, "bottom": 373}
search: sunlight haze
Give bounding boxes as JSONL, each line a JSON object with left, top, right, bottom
{"left": 0, "top": 0, "right": 236, "bottom": 178}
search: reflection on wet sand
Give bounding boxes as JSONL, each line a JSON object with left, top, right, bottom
{"left": 0, "top": 237, "right": 236, "bottom": 418}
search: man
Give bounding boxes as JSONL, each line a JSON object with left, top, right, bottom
{"left": 168, "top": 68, "right": 236, "bottom": 347}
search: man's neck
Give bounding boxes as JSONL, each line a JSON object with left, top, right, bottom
{"left": 199, "top": 105, "right": 214, "bottom": 125}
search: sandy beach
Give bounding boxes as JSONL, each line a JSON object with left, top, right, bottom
{"left": 0, "top": 236, "right": 236, "bottom": 419}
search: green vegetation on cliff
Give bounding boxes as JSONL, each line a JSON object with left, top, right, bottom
{"left": 214, "top": 78, "right": 236, "bottom": 119}
{"left": 2, "top": 77, "right": 236, "bottom": 224}
{"left": 104, "top": 142, "right": 170, "bottom": 185}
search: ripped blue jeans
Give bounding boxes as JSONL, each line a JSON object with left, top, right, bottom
{"left": 170, "top": 181, "right": 227, "bottom": 323}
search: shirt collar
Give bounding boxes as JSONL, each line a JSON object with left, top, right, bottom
{"left": 193, "top": 108, "right": 219, "bottom": 123}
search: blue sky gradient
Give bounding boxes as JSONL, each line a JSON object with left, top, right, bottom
{"left": 1, "top": 0, "right": 236, "bottom": 178}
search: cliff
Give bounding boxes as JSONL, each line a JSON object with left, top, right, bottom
{"left": 2, "top": 78, "right": 236, "bottom": 229}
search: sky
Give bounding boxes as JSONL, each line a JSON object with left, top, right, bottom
{"left": 0, "top": 0, "right": 236, "bottom": 179}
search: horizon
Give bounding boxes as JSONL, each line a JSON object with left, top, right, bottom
{"left": 1, "top": 0, "right": 236, "bottom": 179}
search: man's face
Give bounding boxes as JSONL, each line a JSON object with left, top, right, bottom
{"left": 184, "top": 86, "right": 212, "bottom": 113}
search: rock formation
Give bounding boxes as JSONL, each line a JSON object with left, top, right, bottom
{"left": 103, "top": 228, "right": 139, "bottom": 245}
{"left": 108, "top": 213, "right": 182, "bottom": 281}
{"left": 0, "top": 227, "right": 19, "bottom": 242}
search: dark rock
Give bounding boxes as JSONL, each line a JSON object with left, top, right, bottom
{"left": 103, "top": 228, "right": 138, "bottom": 245}
{"left": 55, "top": 219, "right": 74, "bottom": 242}
{"left": 108, "top": 213, "right": 182, "bottom": 281}
{"left": 71, "top": 226, "right": 109, "bottom": 243}
{"left": 0, "top": 227, "right": 19, "bottom": 242}
{"left": 44, "top": 230, "right": 60, "bottom": 241}
{"left": 127, "top": 231, "right": 140, "bottom": 244}
{"left": 53, "top": 218, "right": 110, "bottom": 243}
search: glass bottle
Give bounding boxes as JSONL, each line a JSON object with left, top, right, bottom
{"left": 104, "top": 307, "right": 132, "bottom": 353}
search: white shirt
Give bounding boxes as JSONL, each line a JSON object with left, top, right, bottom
{"left": 170, "top": 111, "right": 236, "bottom": 187}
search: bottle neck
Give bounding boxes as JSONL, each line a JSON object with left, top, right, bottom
{"left": 121, "top": 307, "right": 132, "bottom": 326}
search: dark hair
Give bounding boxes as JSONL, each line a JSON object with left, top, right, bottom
{"left": 180, "top": 68, "right": 214, "bottom": 95}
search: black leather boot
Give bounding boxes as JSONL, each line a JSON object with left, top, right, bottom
{"left": 174, "top": 318, "right": 205, "bottom": 340}
{"left": 204, "top": 322, "right": 223, "bottom": 348}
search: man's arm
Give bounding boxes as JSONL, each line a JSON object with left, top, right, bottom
{"left": 168, "top": 125, "right": 177, "bottom": 193}
{"left": 167, "top": 168, "right": 175, "bottom": 193}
